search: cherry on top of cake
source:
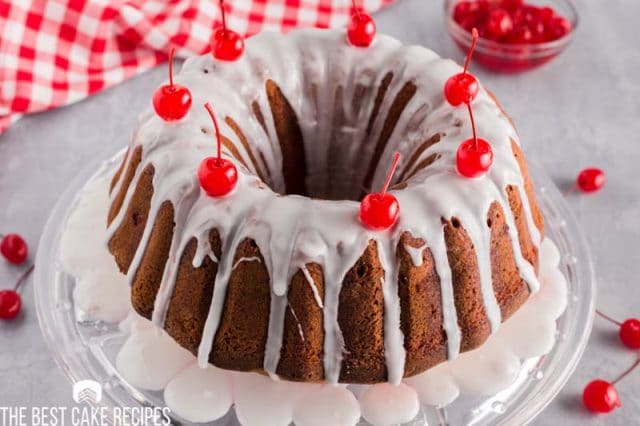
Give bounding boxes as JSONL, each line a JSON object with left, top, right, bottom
{"left": 152, "top": 48, "right": 192, "bottom": 122}
{"left": 444, "top": 28, "right": 494, "bottom": 179}
{"left": 347, "top": 0, "right": 377, "bottom": 47}
{"left": 211, "top": 0, "right": 245, "bottom": 61}
{"left": 198, "top": 103, "right": 239, "bottom": 198}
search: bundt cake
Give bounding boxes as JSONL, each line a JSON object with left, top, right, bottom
{"left": 106, "top": 28, "right": 544, "bottom": 385}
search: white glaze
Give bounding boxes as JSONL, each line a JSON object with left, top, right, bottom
{"left": 115, "top": 321, "right": 193, "bottom": 391}
{"left": 61, "top": 164, "right": 565, "bottom": 424}
{"left": 359, "top": 383, "right": 420, "bottom": 426}
{"left": 164, "top": 363, "right": 233, "bottom": 423}
{"left": 293, "top": 385, "right": 361, "bottom": 426}
{"left": 60, "top": 167, "right": 131, "bottom": 323}
{"left": 104, "top": 28, "right": 543, "bottom": 385}
{"left": 232, "top": 371, "right": 319, "bottom": 426}
{"left": 232, "top": 256, "right": 262, "bottom": 270}
{"left": 404, "top": 243, "right": 425, "bottom": 267}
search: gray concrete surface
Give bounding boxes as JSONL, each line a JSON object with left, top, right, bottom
{"left": 1, "top": 0, "right": 638, "bottom": 424}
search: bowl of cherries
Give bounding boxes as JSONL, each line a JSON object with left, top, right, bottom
{"left": 445, "top": 0, "right": 578, "bottom": 72}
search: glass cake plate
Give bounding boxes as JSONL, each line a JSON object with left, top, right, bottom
{"left": 34, "top": 149, "right": 596, "bottom": 426}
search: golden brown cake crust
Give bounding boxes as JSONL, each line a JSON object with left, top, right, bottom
{"left": 108, "top": 162, "right": 154, "bottom": 274}
{"left": 338, "top": 241, "right": 386, "bottom": 383}
{"left": 164, "top": 231, "right": 222, "bottom": 354}
{"left": 130, "top": 200, "right": 175, "bottom": 319}
{"left": 277, "top": 263, "right": 325, "bottom": 381}
{"left": 210, "top": 238, "right": 271, "bottom": 371}
{"left": 108, "top": 145, "right": 142, "bottom": 225}
{"left": 398, "top": 232, "right": 447, "bottom": 377}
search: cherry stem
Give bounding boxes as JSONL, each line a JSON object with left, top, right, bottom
{"left": 596, "top": 309, "right": 622, "bottom": 326}
{"left": 204, "top": 103, "right": 223, "bottom": 162}
{"left": 13, "top": 264, "right": 34, "bottom": 292}
{"left": 467, "top": 102, "right": 478, "bottom": 151}
{"left": 380, "top": 152, "right": 401, "bottom": 196}
{"left": 168, "top": 47, "right": 175, "bottom": 87}
{"left": 612, "top": 356, "right": 640, "bottom": 385}
{"left": 463, "top": 28, "right": 479, "bottom": 75}
{"left": 351, "top": 0, "right": 361, "bottom": 19}
{"left": 219, "top": 0, "right": 228, "bottom": 37}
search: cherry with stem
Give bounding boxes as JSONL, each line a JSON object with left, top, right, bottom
{"left": 596, "top": 309, "right": 640, "bottom": 349}
{"left": 456, "top": 101, "right": 493, "bottom": 178}
{"left": 347, "top": 0, "right": 376, "bottom": 47}
{"left": 583, "top": 356, "right": 639, "bottom": 414}
{"left": 0, "top": 264, "right": 34, "bottom": 320}
{"left": 359, "top": 152, "right": 401, "bottom": 230}
{"left": 583, "top": 309, "right": 640, "bottom": 413}
{"left": 211, "top": 0, "right": 245, "bottom": 61}
{"left": 198, "top": 103, "right": 238, "bottom": 197}
{"left": 152, "top": 47, "right": 192, "bottom": 121}
{"left": 445, "top": 28, "right": 480, "bottom": 106}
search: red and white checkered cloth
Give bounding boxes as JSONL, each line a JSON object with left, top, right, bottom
{"left": 0, "top": 0, "right": 393, "bottom": 134}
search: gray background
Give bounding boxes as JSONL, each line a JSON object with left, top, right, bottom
{"left": 1, "top": 0, "right": 638, "bottom": 424}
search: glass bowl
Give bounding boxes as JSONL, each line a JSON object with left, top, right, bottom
{"left": 444, "top": 0, "right": 579, "bottom": 72}
{"left": 34, "top": 149, "right": 596, "bottom": 425}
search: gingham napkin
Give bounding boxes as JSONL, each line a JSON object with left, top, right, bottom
{"left": 0, "top": 0, "right": 393, "bottom": 134}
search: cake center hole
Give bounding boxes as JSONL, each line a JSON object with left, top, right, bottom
{"left": 260, "top": 80, "right": 404, "bottom": 202}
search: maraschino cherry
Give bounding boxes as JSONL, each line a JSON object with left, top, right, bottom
{"left": 360, "top": 152, "right": 401, "bottom": 230}
{"left": 198, "top": 103, "right": 238, "bottom": 197}
{"left": 211, "top": 0, "right": 244, "bottom": 61}
{"left": 152, "top": 47, "right": 192, "bottom": 121}
{"left": 486, "top": 8, "right": 514, "bottom": 38}
{"left": 0, "top": 233, "right": 28, "bottom": 265}
{"left": 583, "top": 380, "right": 621, "bottom": 413}
{"left": 577, "top": 168, "right": 605, "bottom": 193}
{"left": 445, "top": 28, "right": 479, "bottom": 107}
{"left": 456, "top": 102, "right": 493, "bottom": 178}
{"left": 0, "top": 265, "right": 34, "bottom": 320}
{"left": 597, "top": 310, "right": 640, "bottom": 349}
{"left": 582, "top": 311, "right": 640, "bottom": 413}
{"left": 620, "top": 319, "right": 640, "bottom": 349}
{"left": 583, "top": 356, "right": 640, "bottom": 413}
{"left": 347, "top": 0, "right": 376, "bottom": 47}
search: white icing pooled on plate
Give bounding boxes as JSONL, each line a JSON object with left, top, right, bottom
{"left": 115, "top": 321, "right": 193, "bottom": 391}
{"left": 164, "top": 363, "right": 233, "bottom": 423}
{"left": 60, "top": 168, "right": 131, "bottom": 323}
{"left": 293, "top": 385, "right": 361, "bottom": 426}
{"left": 359, "top": 383, "right": 420, "bottom": 426}
{"left": 62, "top": 164, "right": 565, "bottom": 424}
{"left": 104, "top": 28, "right": 543, "bottom": 385}
{"left": 232, "top": 370, "right": 319, "bottom": 426}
